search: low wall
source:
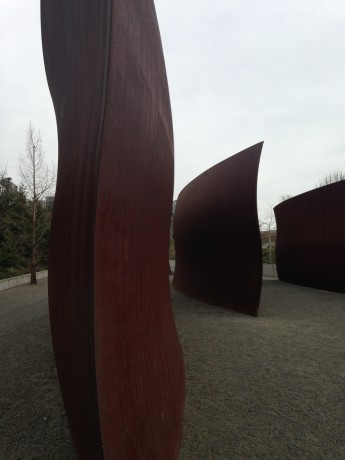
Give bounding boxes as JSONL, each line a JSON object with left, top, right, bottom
{"left": 262, "top": 264, "right": 277, "bottom": 278}
{"left": 0, "top": 270, "right": 48, "bottom": 292}
{"left": 171, "top": 261, "right": 277, "bottom": 279}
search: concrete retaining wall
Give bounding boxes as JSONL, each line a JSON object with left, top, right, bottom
{"left": 171, "top": 261, "right": 278, "bottom": 279}
{"left": 0, "top": 270, "right": 48, "bottom": 292}
{"left": 263, "top": 264, "right": 278, "bottom": 278}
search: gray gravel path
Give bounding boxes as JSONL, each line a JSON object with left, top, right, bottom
{"left": 0, "top": 279, "right": 75, "bottom": 460}
{"left": 1, "top": 278, "right": 344, "bottom": 459}
{"left": 175, "top": 280, "right": 345, "bottom": 460}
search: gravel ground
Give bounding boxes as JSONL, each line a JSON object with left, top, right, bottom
{"left": 0, "top": 279, "right": 74, "bottom": 460}
{"left": 175, "top": 281, "right": 345, "bottom": 460}
{"left": 1, "top": 278, "right": 344, "bottom": 459}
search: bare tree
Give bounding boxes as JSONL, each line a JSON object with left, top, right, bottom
{"left": 280, "top": 194, "right": 293, "bottom": 202}
{"left": 316, "top": 170, "right": 345, "bottom": 188}
{"left": 19, "top": 122, "right": 55, "bottom": 284}
{"left": 259, "top": 204, "right": 276, "bottom": 266}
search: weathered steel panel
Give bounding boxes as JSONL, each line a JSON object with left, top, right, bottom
{"left": 173, "top": 143, "right": 263, "bottom": 316}
{"left": 42, "top": 1, "right": 185, "bottom": 458}
{"left": 274, "top": 181, "right": 345, "bottom": 293}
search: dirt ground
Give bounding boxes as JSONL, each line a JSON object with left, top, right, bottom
{"left": 1, "top": 278, "right": 344, "bottom": 459}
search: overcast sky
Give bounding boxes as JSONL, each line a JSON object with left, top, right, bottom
{"left": 1, "top": 0, "right": 344, "bottom": 217}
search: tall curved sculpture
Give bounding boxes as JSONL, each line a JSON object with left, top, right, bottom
{"left": 274, "top": 181, "right": 345, "bottom": 293}
{"left": 173, "top": 143, "right": 263, "bottom": 316}
{"left": 41, "top": 1, "right": 185, "bottom": 458}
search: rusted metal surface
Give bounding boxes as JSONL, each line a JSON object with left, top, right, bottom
{"left": 42, "top": 1, "right": 185, "bottom": 458}
{"left": 173, "top": 143, "right": 263, "bottom": 316}
{"left": 274, "top": 181, "right": 345, "bottom": 293}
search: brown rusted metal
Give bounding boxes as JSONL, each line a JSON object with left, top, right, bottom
{"left": 41, "top": 1, "right": 185, "bottom": 458}
{"left": 173, "top": 143, "right": 263, "bottom": 316}
{"left": 274, "top": 181, "right": 345, "bottom": 293}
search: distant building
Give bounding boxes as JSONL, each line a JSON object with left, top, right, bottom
{"left": 45, "top": 196, "right": 55, "bottom": 210}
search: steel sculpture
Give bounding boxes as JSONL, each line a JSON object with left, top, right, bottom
{"left": 274, "top": 181, "right": 345, "bottom": 293}
{"left": 173, "top": 143, "right": 263, "bottom": 316}
{"left": 41, "top": 1, "right": 185, "bottom": 458}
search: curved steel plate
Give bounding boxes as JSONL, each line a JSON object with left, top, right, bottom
{"left": 173, "top": 143, "right": 263, "bottom": 316}
{"left": 42, "top": 1, "right": 185, "bottom": 458}
{"left": 274, "top": 181, "right": 345, "bottom": 293}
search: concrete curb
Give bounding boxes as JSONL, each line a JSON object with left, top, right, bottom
{"left": 0, "top": 270, "right": 48, "bottom": 292}
{"left": 262, "top": 264, "right": 277, "bottom": 278}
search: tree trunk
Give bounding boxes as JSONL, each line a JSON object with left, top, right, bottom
{"left": 30, "top": 262, "right": 37, "bottom": 284}
{"left": 30, "top": 247, "right": 38, "bottom": 285}
{"left": 31, "top": 195, "right": 37, "bottom": 285}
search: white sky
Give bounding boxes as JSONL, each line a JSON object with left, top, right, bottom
{"left": 1, "top": 0, "right": 344, "bottom": 217}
